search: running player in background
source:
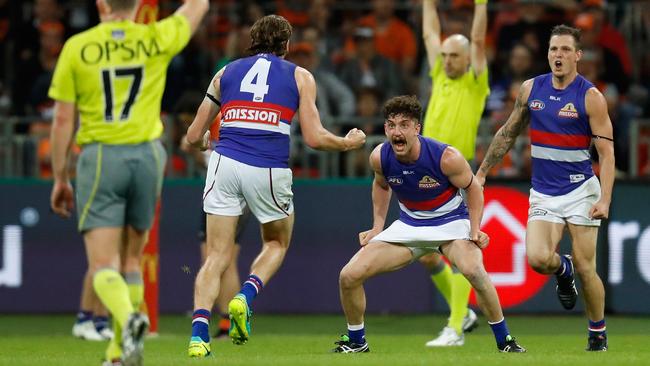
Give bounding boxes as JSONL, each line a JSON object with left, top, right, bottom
{"left": 48, "top": 1, "right": 208, "bottom": 364}
{"left": 419, "top": 0, "right": 489, "bottom": 346}
{"left": 333, "top": 95, "right": 525, "bottom": 354}
{"left": 477, "top": 24, "right": 614, "bottom": 352}
{"left": 185, "top": 14, "right": 366, "bottom": 358}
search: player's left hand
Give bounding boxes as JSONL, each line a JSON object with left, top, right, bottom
{"left": 470, "top": 231, "right": 489, "bottom": 249}
{"left": 359, "top": 228, "right": 381, "bottom": 247}
{"left": 199, "top": 130, "right": 211, "bottom": 151}
{"left": 51, "top": 180, "right": 74, "bottom": 218}
{"left": 589, "top": 200, "right": 610, "bottom": 219}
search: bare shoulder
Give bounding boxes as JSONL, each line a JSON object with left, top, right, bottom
{"left": 518, "top": 78, "right": 535, "bottom": 100}
{"left": 440, "top": 146, "right": 466, "bottom": 175}
{"left": 585, "top": 87, "right": 606, "bottom": 106}
{"left": 369, "top": 143, "right": 384, "bottom": 172}
{"left": 294, "top": 66, "right": 314, "bottom": 89}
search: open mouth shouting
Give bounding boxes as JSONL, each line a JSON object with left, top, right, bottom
{"left": 554, "top": 60, "right": 563, "bottom": 71}
{"left": 392, "top": 137, "right": 407, "bottom": 152}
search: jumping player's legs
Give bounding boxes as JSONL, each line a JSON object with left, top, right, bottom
{"left": 335, "top": 241, "right": 413, "bottom": 352}
{"left": 441, "top": 239, "right": 525, "bottom": 352}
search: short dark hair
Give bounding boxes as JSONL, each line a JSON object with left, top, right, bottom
{"left": 550, "top": 24, "right": 582, "bottom": 50}
{"left": 247, "top": 15, "right": 292, "bottom": 57}
{"left": 107, "top": 0, "right": 137, "bottom": 12}
{"left": 383, "top": 95, "right": 422, "bottom": 123}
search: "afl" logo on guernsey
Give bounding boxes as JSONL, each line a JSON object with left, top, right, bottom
{"left": 558, "top": 103, "right": 579, "bottom": 118}
{"left": 529, "top": 100, "right": 545, "bottom": 110}
{"left": 222, "top": 106, "right": 281, "bottom": 125}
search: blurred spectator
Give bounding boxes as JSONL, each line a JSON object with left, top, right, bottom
{"left": 487, "top": 43, "right": 535, "bottom": 119}
{"left": 12, "top": 0, "right": 67, "bottom": 117}
{"left": 496, "top": 1, "right": 556, "bottom": 70}
{"left": 356, "top": 0, "right": 418, "bottom": 75}
{"left": 575, "top": 11, "right": 631, "bottom": 95}
{"left": 582, "top": 0, "right": 633, "bottom": 78}
{"left": 287, "top": 42, "right": 355, "bottom": 125}
{"left": 276, "top": 0, "right": 310, "bottom": 27}
{"left": 215, "top": 24, "right": 252, "bottom": 72}
{"left": 339, "top": 27, "right": 403, "bottom": 100}
{"left": 28, "top": 21, "right": 65, "bottom": 120}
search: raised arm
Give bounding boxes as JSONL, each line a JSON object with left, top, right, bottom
{"left": 477, "top": 78, "right": 533, "bottom": 182}
{"left": 175, "top": 0, "right": 210, "bottom": 35}
{"left": 186, "top": 68, "right": 224, "bottom": 150}
{"left": 441, "top": 147, "right": 486, "bottom": 247}
{"left": 295, "top": 66, "right": 365, "bottom": 151}
{"left": 423, "top": 0, "right": 442, "bottom": 70}
{"left": 586, "top": 87, "right": 615, "bottom": 219}
{"left": 470, "top": 0, "right": 488, "bottom": 76}
{"left": 359, "top": 144, "right": 392, "bottom": 246}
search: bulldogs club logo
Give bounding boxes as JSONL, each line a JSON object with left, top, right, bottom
{"left": 558, "top": 103, "right": 579, "bottom": 118}
{"left": 469, "top": 187, "right": 549, "bottom": 308}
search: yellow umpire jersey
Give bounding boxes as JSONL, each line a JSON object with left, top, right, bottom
{"left": 422, "top": 56, "right": 490, "bottom": 160}
{"left": 48, "top": 14, "right": 191, "bottom": 145}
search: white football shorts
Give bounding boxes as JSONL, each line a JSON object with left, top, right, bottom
{"left": 203, "top": 152, "right": 294, "bottom": 224}
{"left": 369, "top": 218, "right": 471, "bottom": 259}
{"left": 528, "top": 175, "right": 601, "bottom": 226}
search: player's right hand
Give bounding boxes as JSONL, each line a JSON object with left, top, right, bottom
{"left": 51, "top": 180, "right": 74, "bottom": 218}
{"left": 345, "top": 128, "right": 366, "bottom": 150}
{"left": 359, "top": 228, "right": 381, "bottom": 247}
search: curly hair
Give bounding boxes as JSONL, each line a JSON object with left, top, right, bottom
{"left": 247, "top": 15, "right": 293, "bottom": 57}
{"left": 383, "top": 95, "right": 422, "bottom": 123}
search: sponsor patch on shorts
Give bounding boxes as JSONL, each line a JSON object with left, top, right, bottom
{"left": 529, "top": 208, "right": 548, "bottom": 217}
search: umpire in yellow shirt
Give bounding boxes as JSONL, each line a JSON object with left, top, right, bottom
{"left": 48, "top": 1, "right": 208, "bottom": 365}
{"left": 420, "top": 0, "right": 489, "bottom": 347}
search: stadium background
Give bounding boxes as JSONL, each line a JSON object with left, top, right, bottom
{"left": 1, "top": 0, "right": 650, "bottom": 327}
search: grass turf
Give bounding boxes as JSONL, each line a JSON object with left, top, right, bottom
{"left": 0, "top": 314, "right": 647, "bottom": 365}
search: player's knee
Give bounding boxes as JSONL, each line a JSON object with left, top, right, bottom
{"left": 573, "top": 259, "right": 596, "bottom": 279}
{"left": 527, "top": 253, "right": 555, "bottom": 274}
{"left": 339, "top": 265, "right": 366, "bottom": 289}
{"left": 458, "top": 262, "right": 484, "bottom": 284}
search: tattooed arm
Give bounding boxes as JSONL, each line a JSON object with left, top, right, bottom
{"left": 476, "top": 79, "right": 534, "bottom": 185}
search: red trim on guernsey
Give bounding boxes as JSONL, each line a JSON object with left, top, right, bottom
{"left": 530, "top": 130, "right": 591, "bottom": 149}
{"left": 401, "top": 187, "right": 457, "bottom": 211}
{"left": 221, "top": 100, "right": 295, "bottom": 124}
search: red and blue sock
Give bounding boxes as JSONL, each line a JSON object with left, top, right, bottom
{"left": 191, "top": 309, "right": 211, "bottom": 342}
{"left": 239, "top": 274, "right": 264, "bottom": 306}
{"left": 589, "top": 319, "right": 606, "bottom": 338}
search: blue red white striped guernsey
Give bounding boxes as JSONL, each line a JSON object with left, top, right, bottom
{"left": 380, "top": 136, "right": 468, "bottom": 227}
{"left": 216, "top": 53, "right": 299, "bottom": 168}
{"left": 527, "top": 73, "right": 595, "bottom": 196}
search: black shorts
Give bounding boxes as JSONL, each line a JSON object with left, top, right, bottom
{"left": 198, "top": 206, "right": 252, "bottom": 243}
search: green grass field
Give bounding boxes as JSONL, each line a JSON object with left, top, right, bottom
{"left": 0, "top": 314, "right": 648, "bottom": 366}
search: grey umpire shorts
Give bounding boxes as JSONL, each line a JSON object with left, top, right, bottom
{"left": 75, "top": 140, "right": 167, "bottom": 232}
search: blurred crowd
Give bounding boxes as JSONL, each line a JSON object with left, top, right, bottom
{"left": 1, "top": 0, "right": 650, "bottom": 179}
